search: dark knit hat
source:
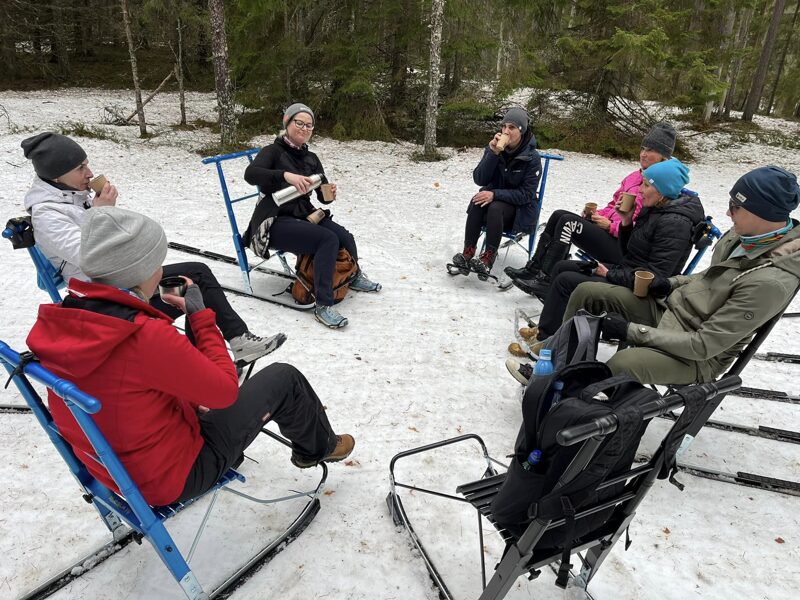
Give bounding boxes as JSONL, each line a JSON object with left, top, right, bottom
{"left": 283, "top": 103, "right": 314, "bottom": 128}
{"left": 502, "top": 107, "right": 528, "bottom": 134}
{"left": 642, "top": 122, "right": 677, "bottom": 158}
{"left": 21, "top": 132, "right": 87, "bottom": 180}
{"left": 729, "top": 166, "right": 800, "bottom": 223}
{"left": 643, "top": 157, "right": 690, "bottom": 199}
{"left": 81, "top": 207, "right": 167, "bottom": 289}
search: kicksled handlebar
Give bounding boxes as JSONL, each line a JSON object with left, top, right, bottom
{"left": 557, "top": 375, "right": 742, "bottom": 447}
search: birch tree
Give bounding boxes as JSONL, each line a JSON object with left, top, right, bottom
{"left": 423, "top": 0, "right": 445, "bottom": 158}
{"left": 209, "top": 0, "right": 236, "bottom": 147}
{"left": 121, "top": 0, "right": 147, "bottom": 136}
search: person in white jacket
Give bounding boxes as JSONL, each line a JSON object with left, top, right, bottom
{"left": 21, "top": 132, "right": 286, "bottom": 364}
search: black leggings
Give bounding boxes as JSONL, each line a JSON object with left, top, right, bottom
{"left": 268, "top": 216, "right": 358, "bottom": 306}
{"left": 538, "top": 210, "right": 623, "bottom": 272}
{"left": 152, "top": 262, "right": 248, "bottom": 344}
{"left": 537, "top": 260, "right": 609, "bottom": 338}
{"left": 177, "top": 363, "right": 337, "bottom": 503}
{"left": 464, "top": 200, "right": 516, "bottom": 252}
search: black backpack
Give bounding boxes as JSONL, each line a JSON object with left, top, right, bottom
{"left": 491, "top": 361, "right": 657, "bottom": 586}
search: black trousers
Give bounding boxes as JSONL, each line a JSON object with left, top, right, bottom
{"left": 177, "top": 363, "right": 337, "bottom": 503}
{"left": 464, "top": 200, "right": 516, "bottom": 252}
{"left": 151, "top": 262, "right": 248, "bottom": 344}
{"left": 268, "top": 216, "right": 357, "bottom": 306}
{"left": 537, "top": 260, "right": 608, "bottom": 338}
{"left": 538, "top": 210, "right": 623, "bottom": 273}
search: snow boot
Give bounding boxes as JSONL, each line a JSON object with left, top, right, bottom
{"left": 505, "top": 232, "right": 553, "bottom": 280}
{"left": 451, "top": 245, "right": 476, "bottom": 275}
{"left": 469, "top": 248, "right": 496, "bottom": 281}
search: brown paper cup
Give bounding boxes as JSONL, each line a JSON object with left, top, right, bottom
{"left": 496, "top": 132, "right": 510, "bottom": 151}
{"left": 633, "top": 270, "right": 655, "bottom": 298}
{"left": 89, "top": 175, "right": 107, "bottom": 194}
{"left": 584, "top": 202, "right": 598, "bottom": 216}
{"left": 306, "top": 208, "right": 325, "bottom": 224}
{"left": 619, "top": 192, "right": 636, "bottom": 213}
{"left": 321, "top": 183, "right": 334, "bottom": 201}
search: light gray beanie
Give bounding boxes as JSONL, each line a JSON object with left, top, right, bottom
{"left": 283, "top": 103, "right": 315, "bottom": 127}
{"left": 80, "top": 207, "right": 167, "bottom": 289}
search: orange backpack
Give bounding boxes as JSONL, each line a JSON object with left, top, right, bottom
{"left": 291, "top": 249, "right": 358, "bottom": 305}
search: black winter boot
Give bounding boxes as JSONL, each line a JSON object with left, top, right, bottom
{"left": 470, "top": 249, "right": 497, "bottom": 281}
{"left": 505, "top": 232, "right": 553, "bottom": 280}
{"left": 451, "top": 245, "right": 476, "bottom": 275}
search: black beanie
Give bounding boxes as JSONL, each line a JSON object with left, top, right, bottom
{"left": 642, "top": 122, "right": 677, "bottom": 158}
{"left": 21, "top": 132, "right": 87, "bottom": 180}
{"left": 729, "top": 166, "right": 800, "bottom": 223}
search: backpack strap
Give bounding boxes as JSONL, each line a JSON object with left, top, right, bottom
{"left": 555, "top": 496, "right": 576, "bottom": 588}
{"left": 570, "top": 314, "right": 593, "bottom": 363}
{"left": 656, "top": 386, "right": 704, "bottom": 488}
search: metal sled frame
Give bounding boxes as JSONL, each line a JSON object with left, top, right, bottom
{"left": 200, "top": 149, "right": 315, "bottom": 311}
{"left": 0, "top": 341, "right": 327, "bottom": 600}
{"left": 446, "top": 153, "right": 564, "bottom": 289}
{"left": 387, "top": 376, "right": 742, "bottom": 600}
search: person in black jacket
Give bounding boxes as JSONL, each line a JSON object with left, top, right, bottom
{"left": 521, "top": 158, "right": 704, "bottom": 350}
{"left": 451, "top": 107, "right": 542, "bottom": 281}
{"left": 243, "top": 103, "right": 380, "bottom": 329}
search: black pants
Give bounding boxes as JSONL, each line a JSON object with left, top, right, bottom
{"left": 177, "top": 363, "right": 337, "bottom": 503}
{"left": 537, "top": 260, "right": 608, "bottom": 338}
{"left": 464, "top": 200, "right": 516, "bottom": 252}
{"left": 268, "top": 216, "right": 357, "bottom": 306}
{"left": 538, "top": 210, "right": 623, "bottom": 273}
{"left": 151, "top": 262, "right": 248, "bottom": 344}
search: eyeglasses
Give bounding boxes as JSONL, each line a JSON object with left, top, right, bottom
{"left": 292, "top": 119, "right": 314, "bottom": 130}
{"left": 728, "top": 198, "right": 744, "bottom": 211}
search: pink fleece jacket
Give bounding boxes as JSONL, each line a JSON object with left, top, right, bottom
{"left": 596, "top": 169, "right": 644, "bottom": 238}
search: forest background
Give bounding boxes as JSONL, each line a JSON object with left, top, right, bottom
{"left": 1, "top": 0, "right": 799, "bottom": 159}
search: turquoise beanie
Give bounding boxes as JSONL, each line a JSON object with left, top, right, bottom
{"left": 643, "top": 158, "right": 690, "bottom": 199}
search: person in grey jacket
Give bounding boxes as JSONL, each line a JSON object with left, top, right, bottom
{"left": 451, "top": 107, "right": 542, "bottom": 281}
{"left": 565, "top": 165, "right": 800, "bottom": 385}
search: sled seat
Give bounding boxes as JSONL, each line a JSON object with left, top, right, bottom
{"left": 0, "top": 341, "right": 326, "bottom": 600}
{"left": 3, "top": 216, "right": 65, "bottom": 302}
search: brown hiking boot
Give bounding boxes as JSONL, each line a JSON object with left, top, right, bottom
{"left": 291, "top": 434, "right": 355, "bottom": 469}
{"left": 529, "top": 339, "right": 546, "bottom": 357}
{"left": 518, "top": 326, "right": 539, "bottom": 340}
{"left": 508, "top": 342, "right": 529, "bottom": 357}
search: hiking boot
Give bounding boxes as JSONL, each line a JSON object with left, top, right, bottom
{"left": 229, "top": 331, "right": 288, "bottom": 363}
{"left": 512, "top": 272, "right": 551, "bottom": 297}
{"left": 505, "top": 359, "right": 534, "bottom": 386}
{"left": 291, "top": 434, "right": 355, "bottom": 468}
{"left": 529, "top": 339, "right": 546, "bottom": 358}
{"left": 508, "top": 342, "right": 529, "bottom": 357}
{"left": 451, "top": 246, "right": 476, "bottom": 275}
{"left": 469, "top": 249, "right": 496, "bottom": 281}
{"left": 350, "top": 270, "right": 382, "bottom": 292}
{"left": 518, "top": 326, "right": 539, "bottom": 340}
{"left": 314, "top": 304, "right": 349, "bottom": 328}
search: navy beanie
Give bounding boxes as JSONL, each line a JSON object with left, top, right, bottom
{"left": 643, "top": 158, "right": 690, "bottom": 199}
{"left": 21, "top": 132, "right": 87, "bottom": 180}
{"left": 730, "top": 166, "right": 800, "bottom": 223}
{"left": 503, "top": 107, "right": 528, "bottom": 134}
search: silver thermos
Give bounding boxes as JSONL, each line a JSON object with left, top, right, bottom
{"left": 272, "top": 174, "right": 323, "bottom": 205}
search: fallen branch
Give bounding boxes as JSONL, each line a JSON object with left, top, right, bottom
{"left": 123, "top": 70, "right": 175, "bottom": 123}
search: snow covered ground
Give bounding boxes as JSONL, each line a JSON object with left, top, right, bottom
{"left": 0, "top": 89, "right": 798, "bottom": 600}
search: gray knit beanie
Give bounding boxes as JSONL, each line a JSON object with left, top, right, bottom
{"left": 283, "top": 103, "right": 315, "bottom": 127}
{"left": 642, "top": 122, "right": 677, "bottom": 158}
{"left": 21, "top": 132, "right": 87, "bottom": 180}
{"left": 502, "top": 107, "right": 529, "bottom": 134}
{"left": 80, "top": 207, "right": 167, "bottom": 289}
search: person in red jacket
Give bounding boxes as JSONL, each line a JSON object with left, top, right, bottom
{"left": 26, "top": 206, "right": 354, "bottom": 506}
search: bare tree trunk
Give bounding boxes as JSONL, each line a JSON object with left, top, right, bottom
{"left": 496, "top": 19, "right": 503, "bottom": 84}
{"left": 724, "top": 7, "right": 753, "bottom": 117}
{"left": 176, "top": 16, "right": 186, "bottom": 126}
{"left": 208, "top": 0, "right": 236, "bottom": 147}
{"left": 423, "top": 0, "right": 445, "bottom": 157}
{"left": 121, "top": 0, "right": 146, "bottom": 136}
{"left": 704, "top": 3, "right": 736, "bottom": 121}
{"left": 743, "top": 0, "right": 787, "bottom": 121}
{"left": 766, "top": 0, "right": 800, "bottom": 115}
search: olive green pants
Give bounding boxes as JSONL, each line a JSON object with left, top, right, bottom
{"left": 563, "top": 282, "right": 699, "bottom": 385}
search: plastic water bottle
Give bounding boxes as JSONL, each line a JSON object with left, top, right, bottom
{"left": 533, "top": 348, "right": 555, "bottom": 378}
{"left": 521, "top": 449, "right": 542, "bottom": 471}
{"left": 550, "top": 380, "right": 564, "bottom": 409}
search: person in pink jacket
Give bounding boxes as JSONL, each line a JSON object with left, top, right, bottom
{"left": 506, "top": 122, "right": 676, "bottom": 296}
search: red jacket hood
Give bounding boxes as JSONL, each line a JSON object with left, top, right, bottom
{"left": 27, "top": 279, "right": 173, "bottom": 380}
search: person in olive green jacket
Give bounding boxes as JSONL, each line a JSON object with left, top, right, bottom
{"left": 561, "top": 165, "right": 800, "bottom": 385}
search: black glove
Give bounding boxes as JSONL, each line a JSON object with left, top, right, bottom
{"left": 575, "top": 259, "right": 598, "bottom": 275}
{"left": 183, "top": 284, "right": 206, "bottom": 315}
{"left": 649, "top": 274, "right": 672, "bottom": 298}
{"left": 600, "top": 313, "right": 629, "bottom": 342}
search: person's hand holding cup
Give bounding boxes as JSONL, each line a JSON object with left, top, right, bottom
{"left": 90, "top": 175, "right": 118, "bottom": 207}
{"left": 633, "top": 270, "right": 655, "bottom": 298}
{"left": 583, "top": 202, "right": 598, "bottom": 218}
{"left": 618, "top": 192, "right": 636, "bottom": 214}
{"left": 159, "top": 276, "right": 192, "bottom": 312}
{"left": 321, "top": 183, "right": 336, "bottom": 201}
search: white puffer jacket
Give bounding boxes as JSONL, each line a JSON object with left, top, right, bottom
{"left": 24, "top": 176, "right": 94, "bottom": 283}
